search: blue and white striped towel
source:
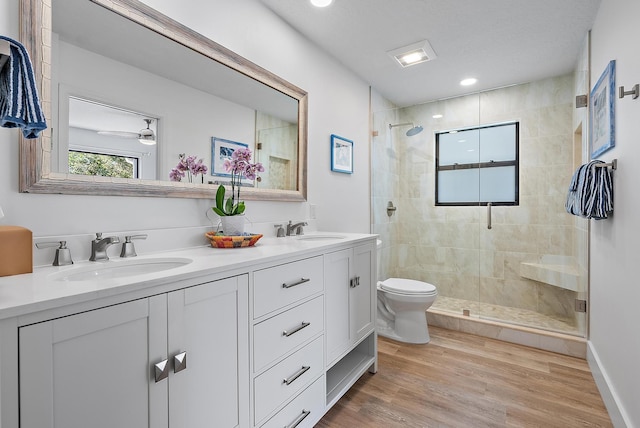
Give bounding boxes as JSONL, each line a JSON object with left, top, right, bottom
{"left": 565, "top": 160, "right": 613, "bottom": 219}
{"left": 0, "top": 35, "right": 47, "bottom": 139}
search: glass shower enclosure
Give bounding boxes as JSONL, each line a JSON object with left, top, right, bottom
{"left": 372, "top": 71, "right": 589, "bottom": 337}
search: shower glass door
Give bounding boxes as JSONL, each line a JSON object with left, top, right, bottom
{"left": 477, "top": 79, "right": 585, "bottom": 336}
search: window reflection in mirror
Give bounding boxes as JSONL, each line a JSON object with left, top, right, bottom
{"left": 63, "top": 97, "right": 158, "bottom": 180}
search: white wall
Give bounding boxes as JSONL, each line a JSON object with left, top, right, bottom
{"left": 589, "top": 0, "right": 640, "bottom": 426}
{"left": 0, "top": 0, "right": 371, "bottom": 243}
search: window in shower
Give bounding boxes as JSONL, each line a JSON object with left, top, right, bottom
{"left": 435, "top": 121, "right": 519, "bottom": 206}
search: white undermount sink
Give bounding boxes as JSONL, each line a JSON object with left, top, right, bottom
{"left": 296, "top": 234, "right": 346, "bottom": 241}
{"left": 50, "top": 257, "right": 193, "bottom": 282}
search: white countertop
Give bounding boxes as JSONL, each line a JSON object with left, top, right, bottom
{"left": 0, "top": 232, "right": 376, "bottom": 320}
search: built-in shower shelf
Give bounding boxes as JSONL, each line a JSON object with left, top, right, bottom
{"left": 520, "top": 262, "right": 584, "bottom": 292}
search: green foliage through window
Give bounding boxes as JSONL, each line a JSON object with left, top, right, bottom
{"left": 68, "top": 151, "right": 137, "bottom": 178}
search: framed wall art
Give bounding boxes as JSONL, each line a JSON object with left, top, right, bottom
{"left": 330, "top": 134, "right": 353, "bottom": 174}
{"left": 211, "top": 137, "right": 248, "bottom": 177}
{"left": 590, "top": 60, "right": 616, "bottom": 159}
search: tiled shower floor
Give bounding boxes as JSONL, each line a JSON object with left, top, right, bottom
{"left": 430, "top": 296, "right": 582, "bottom": 336}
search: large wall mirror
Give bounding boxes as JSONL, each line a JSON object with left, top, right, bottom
{"left": 19, "top": 0, "right": 308, "bottom": 201}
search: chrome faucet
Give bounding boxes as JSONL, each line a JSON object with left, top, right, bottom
{"left": 89, "top": 233, "right": 120, "bottom": 261}
{"left": 286, "top": 220, "right": 308, "bottom": 236}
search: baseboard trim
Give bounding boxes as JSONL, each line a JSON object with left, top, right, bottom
{"left": 587, "top": 342, "right": 630, "bottom": 428}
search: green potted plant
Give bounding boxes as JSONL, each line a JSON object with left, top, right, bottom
{"left": 212, "top": 147, "right": 263, "bottom": 235}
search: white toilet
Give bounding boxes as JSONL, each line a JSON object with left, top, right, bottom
{"left": 376, "top": 278, "right": 438, "bottom": 344}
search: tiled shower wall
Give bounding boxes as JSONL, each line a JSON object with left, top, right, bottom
{"left": 373, "top": 74, "right": 585, "bottom": 328}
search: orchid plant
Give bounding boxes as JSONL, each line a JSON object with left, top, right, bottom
{"left": 169, "top": 154, "right": 208, "bottom": 183}
{"left": 213, "top": 147, "right": 264, "bottom": 216}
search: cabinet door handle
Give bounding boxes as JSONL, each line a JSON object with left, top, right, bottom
{"left": 282, "top": 278, "right": 310, "bottom": 289}
{"left": 285, "top": 409, "right": 311, "bottom": 428}
{"left": 350, "top": 276, "right": 361, "bottom": 288}
{"left": 283, "top": 365, "right": 310, "bottom": 386}
{"left": 282, "top": 321, "right": 310, "bottom": 337}
{"left": 154, "top": 359, "right": 169, "bottom": 383}
{"left": 173, "top": 351, "right": 187, "bottom": 374}
{"left": 487, "top": 202, "right": 492, "bottom": 230}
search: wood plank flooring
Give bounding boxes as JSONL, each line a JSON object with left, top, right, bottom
{"left": 316, "top": 326, "right": 612, "bottom": 428}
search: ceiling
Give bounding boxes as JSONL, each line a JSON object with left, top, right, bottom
{"left": 259, "top": 0, "right": 602, "bottom": 107}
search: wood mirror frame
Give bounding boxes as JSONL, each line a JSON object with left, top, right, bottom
{"left": 19, "top": 0, "right": 308, "bottom": 201}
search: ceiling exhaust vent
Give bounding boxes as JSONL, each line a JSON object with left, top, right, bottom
{"left": 387, "top": 40, "right": 437, "bottom": 68}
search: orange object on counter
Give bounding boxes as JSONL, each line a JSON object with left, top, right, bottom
{"left": 0, "top": 226, "right": 33, "bottom": 276}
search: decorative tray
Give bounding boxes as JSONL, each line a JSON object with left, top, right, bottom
{"left": 205, "top": 232, "right": 263, "bottom": 248}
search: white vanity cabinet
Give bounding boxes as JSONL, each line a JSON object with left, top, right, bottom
{"left": 0, "top": 233, "right": 378, "bottom": 428}
{"left": 324, "top": 241, "right": 377, "bottom": 406}
{"left": 18, "top": 275, "right": 249, "bottom": 428}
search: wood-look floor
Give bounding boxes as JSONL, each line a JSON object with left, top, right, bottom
{"left": 316, "top": 326, "right": 612, "bottom": 428}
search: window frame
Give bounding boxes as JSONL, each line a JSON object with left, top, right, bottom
{"left": 435, "top": 121, "right": 519, "bottom": 207}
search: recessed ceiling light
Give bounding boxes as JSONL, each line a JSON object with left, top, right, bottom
{"left": 460, "top": 78, "right": 478, "bottom": 86}
{"left": 387, "top": 40, "right": 437, "bottom": 68}
{"left": 432, "top": 114, "right": 443, "bottom": 119}
{"left": 310, "top": 0, "right": 333, "bottom": 7}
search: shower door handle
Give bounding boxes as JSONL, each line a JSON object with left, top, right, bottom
{"left": 487, "top": 202, "right": 492, "bottom": 230}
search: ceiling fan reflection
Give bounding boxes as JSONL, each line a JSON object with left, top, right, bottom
{"left": 97, "top": 118, "right": 156, "bottom": 145}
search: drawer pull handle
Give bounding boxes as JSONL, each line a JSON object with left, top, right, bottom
{"left": 283, "top": 321, "right": 310, "bottom": 337}
{"left": 154, "top": 359, "right": 169, "bottom": 383}
{"left": 282, "top": 278, "right": 310, "bottom": 289}
{"left": 283, "top": 365, "right": 310, "bottom": 386}
{"left": 285, "top": 409, "right": 311, "bottom": 428}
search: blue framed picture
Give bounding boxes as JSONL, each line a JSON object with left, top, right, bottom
{"left": 211, "top": 137, "right": 248, "bottom": 177}
{"left": 330, "top": 134, "right": 353, "bottom": 174}
{"left": 590, "top": 60, "right": 615, "bottom": 159}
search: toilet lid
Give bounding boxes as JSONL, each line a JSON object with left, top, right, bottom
{"left": 379, "top": 278, "right": 437, "bottom": 295}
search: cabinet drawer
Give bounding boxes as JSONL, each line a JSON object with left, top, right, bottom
{"left": 254, "top": 256, "right": 323, "bottom": 318}
{"left": 254, "top": 296, "right": 324, "bottom": 372}
{"left": 260, "top": 376, "right": 325, "bottom": 428}
{"left": 254, "top": 336, "right": 323, "bottom": 424}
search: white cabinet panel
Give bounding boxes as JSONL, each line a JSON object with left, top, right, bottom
{"left": 19, "top": 298, "right": 164, "bottom": 428}
{"left": 19, "top": 276, "right": 249, "bottom": 428}
{"left": 254, "top": 336, "right": 323, "bottom": 424}
{"left": 253, "top": 296, "right": 324, "bottom": 372}
{"left": 260, "top": 376, "right": 325, "bottom": 428}
{"left": 325, "top": 243, "right": 375, "bottom": 367}
{"left": 253, "top": 256, "right": 324, "bottom": 319}
{"left": 352, "top": 244, "right": 375, "bottom": 342}
{"left": 168, "top": 276, "right": 249, "bottom": 428}
{"left": 324, "top": 248, "right": 351, "bottom": 366}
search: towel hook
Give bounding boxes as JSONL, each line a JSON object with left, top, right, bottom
{"left": 619, "top": 84, "right": 639, "bottom": 100}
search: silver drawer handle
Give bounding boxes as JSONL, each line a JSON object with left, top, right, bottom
{"left": 282, "top": 321, "right": 310, "bottom": 337}
{"left": 283, "top": 365, "right": 310, "bottom": 386}
{"left": 282, "top": 278, "right": 310, "bottom": 289}
{"left": 284, "top": 409, "right": 311, "bottom": 428}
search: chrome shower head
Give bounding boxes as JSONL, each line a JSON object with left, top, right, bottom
{"left": 389, "top": 122, "right": 424, "bottom": 137}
